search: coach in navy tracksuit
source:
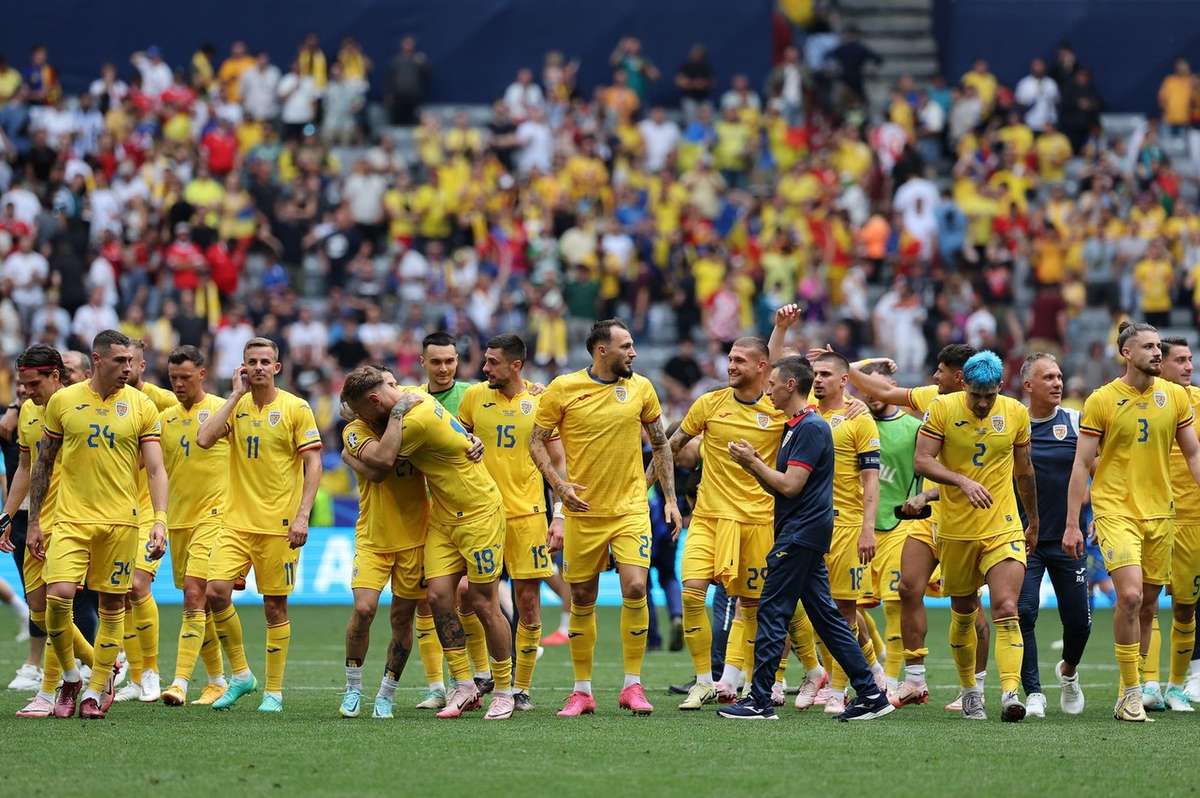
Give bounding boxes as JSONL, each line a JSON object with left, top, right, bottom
{"left": 720, "top": 356, "right": 892, "bottom": 721}
{"left": 1016, "top": 354, "right": 1090, "bottom": 716}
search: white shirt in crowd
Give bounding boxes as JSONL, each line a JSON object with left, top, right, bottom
{"left": 503, "top": 82, "right": 544, "bottom": 120}
{"left": 1014, "top": 75, "right": 1059, "bottom": 129}
{"left": 132, "top": 54, "right": 173, "bottom": 98}
{"left": 1, "top": 250, "right": 48, "bottom": 308}
{"left": 638, "top": 118, "right": 680, "bottom": 172}
{"left": 72, "top": 302, "right": 120, "bottom": 347}
{"left": 240, "top": 64, "right": 282, "bottom": 121}
{"left": 214, "top": 321, "right": 256, "bottom": 376}
{"left": 278, "top": 73, "right": 319, "bottom": 125}
{"left": 515, "top": 118, "right": 553, "bottom": 175}
{"left": 87, "top": 255, "right": 119, "bottom": 308}
{"left": 344, "top": 170, "right": 388, "bottom": 225}
{"left": 965, "top": 307, "right": 997, "bottom": 349}
{"left": 359, "top": 321, "right": 398, "bottom": 352}
{"left": 0, "top": 187, "right": 39, "bottom": 225}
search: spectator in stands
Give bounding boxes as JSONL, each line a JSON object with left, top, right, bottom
{"left": 1059, "top": 67, "right": 1103, "bottom": 153}
{"left": 1015, "top": 57, "right": 1059, "bottom": 130}
{"left": 675, "top": 44, "right": 715, "bottom": 121}
{"left": 297, "top": 33, "right": 328, "bottom": 90}
{"left": 1159, "top": 57, "right": 1195, "bottom": 137}
{"left": 504, "top": 68, "right": 545, "bottom": 122}
{"left": 1, "top": 234, "right": 47, "bottom": 328}
{"left": 131, "top": 45, "right": 173, "bottom": 100}
{"left": 873, "top": 276, "right": 927, "bottom": 375}
{"left": 1049, "top": 40, "right": 1079, "bottom": 87}
{"left": 828, "top": 27, "right": 881, "bottom": 108}
{"left": 240, "top": 51, "right": 281, "bottom": 122}
{"left": 1134, "top": 238, "right": 1174, "bottom": 327}
{"left": 765, "top": 46, "right": 803, "bottom": 123}
{"left": 24, "top": 45, "right": 59, "bottom": 106}
{"left": 961, "top": 57, "right": 998, "bottom": 118}
{"left": 278, "top": 61, "right": 319, "bottom": 140}
{"left": 217, "top": 41, "right": 255, "bottom": 103}
{"left": 610, "top": 37, "right": 659, "bottom": 106}
{"left": 720, "top": 74, "right": 762, "bottom": 115}
{"left": 72, "top": 285, "right": 119, "bottom": 347}
{"left": 387, "top": 36, "right": 429, "bottom": 126}
{"left": 323, "top": 62, "right": 367, "bottom": 145}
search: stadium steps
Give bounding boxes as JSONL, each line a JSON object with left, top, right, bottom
{"left": 835, "top": 0, "right": 940, "bottom": 112}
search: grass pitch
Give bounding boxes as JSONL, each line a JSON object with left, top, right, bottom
{"left": 0, "top": 604, "right": 1197, "bottom": 797}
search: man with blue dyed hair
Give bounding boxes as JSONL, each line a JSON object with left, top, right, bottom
{"left": 914, "top": 351, "right": 1039, "bottom": 722}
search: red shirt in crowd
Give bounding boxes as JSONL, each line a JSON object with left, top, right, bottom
{"left": 202, "top": 128, "right": 237, "bottom": 176}
{"left": 164, "top": 238, "right": 206, "bottom": 290}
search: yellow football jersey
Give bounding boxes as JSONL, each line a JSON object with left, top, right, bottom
{"left": 343, "top": 419, "right": 429, "bottom": 550}
{"left": 821, "top": 406, "right": 881, "bottom": 528}
{"left": 680, "top": 387, "right": 785, "bottom": 523}
{"left": 17, "top": 399, "right": 60, "bottom": 528}
{"left": 1170, "top": 385, "right": 1200, "bottom": 522}
{"left": 534, "top": 369, "right": 662, "bottom": 517}
{"left": 139, "top": 381, "right": 179, "bottom": 412}
{"left": 907, "top": 384, "right": 940, "bottom": 414}
{"left": 222, "top": 389, "right": 322, "bottom": 535}
{"left": 136, "top": 381, "right": 179, "bottom": 520}
{"left": 159, "top": 393, "right": 228, "bottom": 528}
{"left": 458, "top": 383, "right": 550, "bottom": 519}
{"left": 919, "top": 393, "right": 1030, "bottom": 540}
{"left": 1083, "top": 377, "right": 1194, "bottom": 520}
{"left": 396, "top": 394, "right": 501, "bottom": 526}
{"left": 42, "top": 381, "right": 161, "bottom": 527}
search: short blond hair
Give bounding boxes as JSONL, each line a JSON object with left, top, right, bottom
{"left": 243, "top": 337, "right": 280, "bottom": 359}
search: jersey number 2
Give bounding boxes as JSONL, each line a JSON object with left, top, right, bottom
{"left": 972, "top": 443, "right": 986, "bottom": 467}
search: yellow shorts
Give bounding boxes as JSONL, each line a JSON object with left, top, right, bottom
{"left": 1094, "top": 516, "right": 1174, "bottom": 586}
{"left": 22, "top": 534, "right": 46, "bottom": 593}
{"left": 43, "top": 523, "right": 138, "bottom": 594}
{"left": 1172, "top": 522, "right": 1200, "bottom": 604}
{"left": 827, "top": 524, "right": 868, "bottom": 602}
{"left": 134, "top": 521, "right": 163, "bottom": 577}
{"left": 935, "top": 530, "right": 1026, "bottom": 597}
{"left": 505, "top": 514, "right": 553, "bottom": 580}
{"left": 168, "top": 521, "right": 221, "bottom": 588}
{"left": 869, "top": 525, "right": 908, "bottom": 603}
{"left": 681, "top": 515, "right": 773, "bottom": 597}
{"left": 908, "top": 517, "right": 936, "bottom": 552}
{"left": 352, "top": 546, "right": 425, "bottom": 599}
{"left": 562, "top": 513, "right": 652, "bottom": 583}
{"left": 209, "top": 530, "right": 298, "bottom": 596}
{"left": 425, "top": 513, "right": 506, "bottom": 584}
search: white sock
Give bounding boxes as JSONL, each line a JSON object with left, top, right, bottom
{"left": 828, "top": 688, "right": 844, "bottom": 700}
{"left": 886, "top": 676, "right": 899, "bottom": 692}
{"left": 208, "top": 674, "right": 227, "bottom": 687}
{"left": 62, "top": 666, "right": 81, "bottom": 683}
{"left": 719, "top": 663, "right": 741, "bottom": 686}
{"left": 574, "top": 680, "right": 592, "bottom": 695}
{"left": 82, "top": 688, "right": 102, "bottom": 703}
{"left": 172, "top": 678, "right": 189, "bottom": 692}
{"left": 10, "top": 596, "right": 27, "bottom": 617}
{"left": 36, "top": 690, "right": 54, "bottom": 702}
{"left": 623, "top": 674, "right": 641, "bottom": 688}
{"left": 559, "top": 611, "right": 570, "bottom": 634}
{"left": 871, "top": 662, "right": 885, "bottom": 677}
{"left": 1190, "top": 659, "right": 1200, "bottom": 677}
{"left": 734, "top": 670, "right": 747, "bottom": 690}
{"left": 379, "top": 674, "right": 398, "bottom": 700}
{"left": 696, "top": 673, "right": 714, "bottom": 686}
{"left": 428, "top": 680, "right": 445, "bottom": 692}
{"left": 806, "top": 665, "right": 826, "bottom": 682}
{"left": 975, "top": 670, "right": 987, "bottom": 690}
{"left": 264, "top": 690, "right": 282, "bottom": 701}
{"left": 904, "top": 664, "right": 926, "bottom": 684}
{"left": 233, "top": 668, "right": 252, "bottom": 681}
{"left": 1146, "top": 680, "right": 1161, "bottom": 692}
{"left": 346, "top": 665, "right": 364, "bottom": 690}
{"left": 474, "top": 670, "right": 492, "bottom": 680}
{"left": 497, "top": 686, "right": 513, "bottom": 696}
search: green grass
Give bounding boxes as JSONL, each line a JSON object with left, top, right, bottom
{"left": 0, "top": 604, "right": 1198, "bottom": 797}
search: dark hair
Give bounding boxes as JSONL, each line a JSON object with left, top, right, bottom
{"left": 814, "top": 350, "right": 850, "bottom": 373}
{"left": 1160, "top": 336, "right": 1190, "bottom": 357}
{"left": 167, "top": 345, "right": 206, "bottom": 368}
{"left": 937, "top": 344, "right": 976, "bottom": 370}
{"left": 340, "top": 365, "right": 386, "bottom": 404}
{"left": 586, "top": 319, "right": 629, "bottom": 355}
{"left": 422, "top": 332, "right": 456, "bottom": 351}
{"left": 860, "top": 360, "right": 895, "bottom": 378}
{"left": 731, "top": 336, "right": 769, "bottom": 359}
{"left": 131, "top": 338, "right": 147, "bottom": 351}
{"left": 773, "top": 356, "right": 814, "bottom": 397}
{"left": 1117, "top": 320, "right": 1157, "bottom": 353}
{"left": 486, "top": 333, "right": 526, "bottom": 363}
{"left": 92, "top": 329, "right": 131, "bottom": 354}
{"left": 16, "top": 344, "right": 64, "bottom": 374}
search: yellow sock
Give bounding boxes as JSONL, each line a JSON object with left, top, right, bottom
{"left": 458, "top": 610, "right": 490, "bottom": 676}
{"left": 490, "top": 656, "right": 513, "bottom": 693}
{"left": 175, "top": 609, "right": 207, "bottom": 683}
{"left": 444, "top": 646, "right": 472, "bottom": 684}
{"left": 514, "top": 622, "right": 540, "bottom": 692}
{"left": 568, "top": 602, "right": 597, "bottom": 682}
{"left": 1117, "top": 641, "right": 1141, "bottom": 692}
{"left": 681, "top": 586, "right": 711, "bottom": 678}
{"left": 724, "top": 616, "right": 746, "bottom": 673}
{"left": 212, "top": 604, "right": 250, "bottom": 675}
{"left": 73, "top": 626, "right": 94, "bottom": 668}
{"left": 862, "top": 610, "right": 885, "bottom": 665}
{"left": 201, "top": 611, "right": 224, "bottom": 678}
{"left": 44, "top": 596, "right": 76, "bottom": 682}
{"left": 740, "top": 603, "right": 759, "bottom": 680}
{"left": 789, "top": 607, "right": 819, "bottom": 671}
{"left": 264, "top": 621, "right": 291, "bottom": 693}
{"left": 993, "top": 615, "right": 1023, "bottom": 694}
{"left": 830, "top": 627, "right": 854, "bottom": 690}
{"left": 124, "top": 612, "right": 144, "bottom": 683}
{"left": 1170, "top": 618, "right": 1197, "bottom": 686}
{"left": 858, "top": 621, "right": 878, "bottom": 667}
{"left": 949, "top": 610, "right": 978, "bottom": 690}
{"left": 132, "top": 593, "right": 160, "bottom": 673}
{"left": 415, "top": 611, "right": 445, "bottom": 685}
{"left": 620, "top": 596, "right": 649, "bottom": 677}
{"left": 32, "top": 611, "right": 60, "bottom": 693}
{"left": 88, "top": 607, "right": 124, "bottom": 694}
{"left": 883, "top": 601, "right": 903, "bottom": 681}
{"left": 775, "top": 640, "right": 790, "bottom": 684}
{"left": 817, "top": 639, "right": 832, "bottom": 678}
{"left": 1141, "top": 616, "right": 1162, "bottom": 683}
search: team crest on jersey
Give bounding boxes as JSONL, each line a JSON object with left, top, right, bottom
{"left": 991, "top": 415, "right": 1005, "bottom": 433}
{"left": 1154, "top": 390, "right": 1167, "bottom": 409}
{"left": 1052, "top": 424, "right": 1068, "bottom": 441}
{"left": 829, "top": 415, "right": 844, "bottom": 429}
{"left": 198, "top": 410, "right": 211, "bottom": 425}
{"left": 520, "top": 399, "right": 534, "bottom": 416}
{"left": 268, "top": 411, "right": 282, "bottom": 427}
{"left": 347, "top": 431, "right": 358, "bottom": 449}
{"left": 756, "top": 412, "right": 770, "bottom": 429}
{"left": 115, "top": 401, "right": 129, "bottom": 417}
{"left": 614, "top": 386, "right": 628, "bottom": 403}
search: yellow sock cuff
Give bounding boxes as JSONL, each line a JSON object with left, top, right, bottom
{"left": 518, "top": 621, "right": 541, "bottom": 635}
{"left": 213, "top": 604, "right": 238, "bottom": 624}
{"left": 99, "top": 607, "right": 124, "bottom": 622}
{"left": 132, "top": 593, "right": 153, "bottom": 608}
{"left": 183, "top": 609, "right": 206, "bottom": 621}
{"left": 571, "top": 602, "right": 595, "bottom": 617}
{"left": 622, "top": 596, "right": 647, "bottom": 610}
{"left": 1174, "top": 619, "right": 1197, "bottom": 633}
{"left": 30, "top": 610, "right": 45, "bottom": 625}
{"left": 950, "top": 609, "right": 976, "bottom": 627}
{"left": 682, "top": 586, "right": 707, "bottom": 603}
{"left": 903, "top": 647, "right": 929, "bottom": 660}
{"left": 1116, "top": 642, "right": 1140, "bottom": 658}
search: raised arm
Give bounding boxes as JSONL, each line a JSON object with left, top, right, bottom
{"left": 645, "top": 417, "right": 683, "bottom": 537}
{"left": 1013, "top": 442, "right": 1038, "bottom": 551}
{"left": 1063, "top": 432, "right": 1099, "bottom": 558}
{"left": 767, "top": 304, "right": 801, "bottom": 363}
{"left": 845, "top": 362, "right": 912, "bottom": 407}
{"left": 198, "top": 366, "right": 245, "bottom": 448}
{"left": 362, "top": 393, "right": 423, "bottom": 469}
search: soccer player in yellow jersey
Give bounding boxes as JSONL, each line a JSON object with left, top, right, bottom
{"left": 459, "top": 334, "right": 566, "bottom": 712}
{"left": 916, "top": 351, "right": 1039, "bottom": 722}
{"left": 0, "top": 346, "right": 96, "bottom": 718}
{"left": 530, "top": 319, "right": 682, "bottom": 717}
{"left": 668, "top": 337, "right": 789, "bottom": 711}
{"left": 340, "top": 369, "right": 431, "bottom": 719}
{"left": 31, "top": 330, "right": 168, "bottom": 719}
{"left": 811, "top": 351, "right": 884, "bottom": 714}
{"left": 157, "top": 346, "right": 230, "bottom": 707}
{"left": 198, "top": 337, "right": 323, "bottom": 713}
{"left": 1068, "top": 321, "right": 1200, "bottom": 721}
{"left": 340, "top": 366, "right": 515, "bottom": 720}
{"left": 1160, "top": 337, "right": 1200, "bottom": 709}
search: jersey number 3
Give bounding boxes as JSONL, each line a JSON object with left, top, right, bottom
{"left": 1137, "top": 418, "right": 1149, "bottom": 443}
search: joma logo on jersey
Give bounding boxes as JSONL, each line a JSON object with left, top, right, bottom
{"left": 756, "top": 412, "right": 770, "bottom": 429}
{"left": 1154, "top": 391, "right": 1167, "bottom": 408}
{"left": 991, "top": 415, "right": 1005, "bottom": 433}
{"left": 1052, "top": 424, "right": 1068, "bottom": 440}
{"left": 520, "top": 399, "right": 534, "bottom": 415}
{"left": 268, "top": 411, "right": 282, "bottom": 427}
{"left": 614, "top": 386, "right": 628, "bottom": 403}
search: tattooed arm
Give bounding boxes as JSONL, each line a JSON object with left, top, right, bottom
{"left": 530, "top": 425, "right": 588, "bottom": 512}
{"left": 644, "top": 418, "right": 683, "bottom": 539}
{"left": 26, "top": 434, "right": 62, "bottom": 559}
{"left": 1013, "top": 442, "right": 1039, "bottom": 553}
{"left": 365, "top": 392, "right": 424, "bottom": 469}
{"left": 646, "top": 425, "right": 694, "bottom": 486}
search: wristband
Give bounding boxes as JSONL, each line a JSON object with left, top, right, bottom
{"left": 552, "top": 501, "right": 565, "bottom": 520}
{"left": 0, "top": 512, "right": 10, "bottom": 532}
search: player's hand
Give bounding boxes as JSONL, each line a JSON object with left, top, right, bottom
{"left": 774, "top": 303, "right": 801, "bottom": 330}
{"left": 0, "top": 528, "right": 12, "bottom": 554}
{"left": 547, "top": 517, "right": 564, "bottom": 554}
{"left": 389, "top": 392, "right": 423, "bottom": 420}
{"left": 526, "top": 381, "right": 546, "bottom": 396}
{"left": 844, "top": 397, "right": 869, "bottom": 419}
{"left": 147, "top": 522, "right": 167, "bottom": 561}
{"left": 556, "top": 481, "right": 589, "bottom": 513}
{"left": 465, "top": 434, "right": 485, "bottom": 462}
{"left": 27, "top": 522, "right": 45, "bottom": 560}
{"left": 231, "top": 366, "right": 249, "bottom": 397}
{"left": 288, "top": 515, "right": 310, "bottom": 549}
{"left": 1024, "top": 523, "right": 1038, "bottom": 555}
{"left": 728, "top": 439, "right": 759, "bottom": 466}
{"left": 339, "top": 401, "right": 358, "bottom": 422}
{"left": 901, "top": 492, "right": 928, "bottom": 515}
{"left": 957, "top": 478, "right": 993, "bottom": 508}
{"left": 805, "top": 344, "right": 834, "bottom": 363}
{"left": 858, "top": 527, "right": 876, "bottom": 564}
{"left": 664, "top": 501, "right": 683, "bottom": 542}
{"left": 1062, "top": 523, "right": 1085, "bottom": 559}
